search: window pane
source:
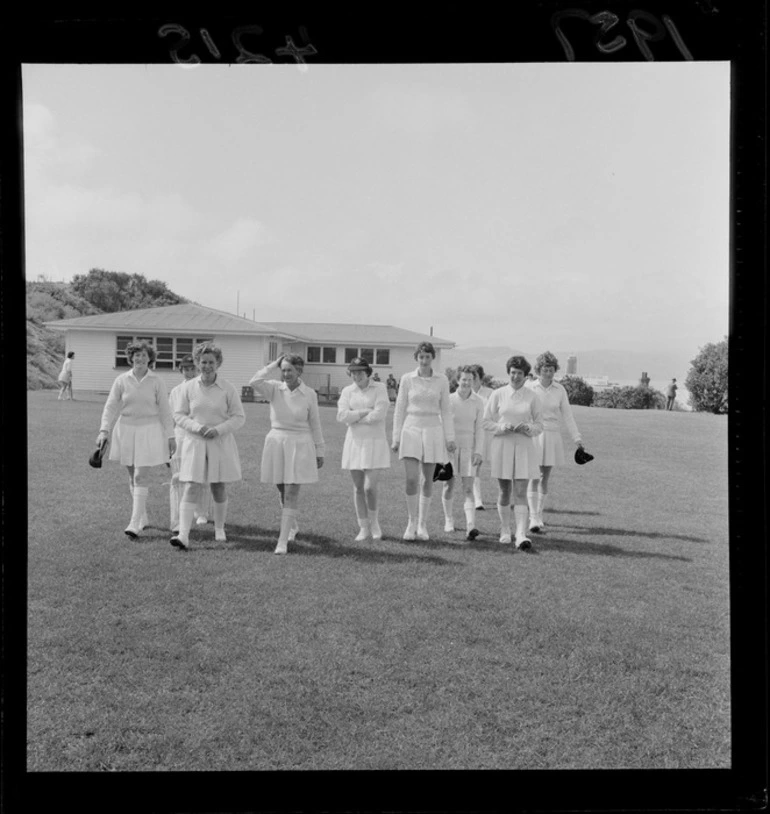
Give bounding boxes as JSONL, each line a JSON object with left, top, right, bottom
{"left": 307, "top": 346, "right": 321, "bottom": 363}
{"left": 268, "top": 341, "right": 279, "bottom": 362}
{"left": 344, "top": 347, "right": 358, "bottom": 363}
{"left": 116, "top": 335, "right": 132, "bottom": 367}
{"left": 136, "top": 336, "right": 154, "bottom": 346}
{"left": 323, "top": 347, "right": 336, "bottom": 363}
{"left": 157, "top": 337, "right": 173, "bottom": 351}
{"left": 360, "top": 348, "right": 374, "bottom": 363}
{"left": 376, "top": 349, "right": 390, "bottom": 365}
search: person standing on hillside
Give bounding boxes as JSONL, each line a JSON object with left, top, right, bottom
{"left": 337, "top": 357, "right": 391, "bottom": 541}
{"left": 525, "top": 351, "right": 584, "bottom": 533}
{"left": 392, "top": 341, "right": 456, "bottom": 541}
{"left": 665, "top": 378, "right": 678, "bottom": 411}
{"left": 470, "top": 364, "right": 494, "bottom": 511}
{"left": 96, "top": 341, "right": 176, "bottom": 539}
{"left": 250, "top": 354, "right": 325, "bottom": 554}
{"left": 171, "top": 343, "right": 245, "bottom": 550}
{"left": 57, "top": 351, "right": 75, "bottom": 400}
{"left": 386, "top": 373, "right": 398, "bottom": 403}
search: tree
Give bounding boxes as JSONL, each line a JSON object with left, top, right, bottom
{"left": 71, "top": 268, "right": 187, "bottom": 312}
{"left": 560, "top": 375, "right": 594, "bottom": 407}
{"left": 593, "top": 385, "right": 665, "bottom": 410}
{"left": 445, "top": 367, "right": 459, "bottom": 393}
{"left": 686, "top": 338, "right": 728, "bottom": 414}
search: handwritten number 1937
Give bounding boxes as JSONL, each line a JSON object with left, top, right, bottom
{"left": 552, "top": 9, "right": 693, "bottom": 61}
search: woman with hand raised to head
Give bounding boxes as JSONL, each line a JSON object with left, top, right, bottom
{"left": 250, "top": 353, "right": 325, "bottom": 554}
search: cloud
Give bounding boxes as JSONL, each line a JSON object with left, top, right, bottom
{"left": 202, "top": 217, "right": 270, "bottom": 264}
{"left": 366, "top": 82, "right": 474, "bottom": 138}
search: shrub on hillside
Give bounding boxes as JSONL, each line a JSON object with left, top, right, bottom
{"left": 71, "top": 268, "right": 186, "bottom": 312}
{"left": 686, "top": 338, "right": 728, "bottom": 414}
{"left": 593, "top": 385, "right": 666, "bottom": 410}
{"left": 560, "top": 375, "right": 594, "bottom": 406}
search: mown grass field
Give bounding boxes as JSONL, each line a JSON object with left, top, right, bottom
{"left": 26, "top": 390, "right": 730, "bottom": 771}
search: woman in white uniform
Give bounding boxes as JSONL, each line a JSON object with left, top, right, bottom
{"left": 482, "top": 355, "right": 543, "bottom": 549}
{"left": 250, "top": 354, "right": 325, "bottom": 555}
{"left": 470, "top": 364, "right": 494, "bottom": 510}
{"left": 391, "top": 341, "right": 456, "bottom": 541}
{"left": 441, "top": 366, "right": 484, "bottom": 540}
{"left": 96, "top": 341, "right": 176, "bottom": 539}
{"left": 337, "top": 356, "right": 391, "bottom": 541}
{"left": 526, "top": 351, "right": 584, "bottom": 533}
{"left": 57, "top": 351, "right": 75, "bottom": 400}
{"left": 170, "top": 344, "right": 245, "bottom": 550}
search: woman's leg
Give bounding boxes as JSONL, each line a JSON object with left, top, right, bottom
{"left": 364, "top": 470, "right": 382, "bottom": 539}
{"left": 461, "top": 476, "right": 478, "bottom": 539}
{"left": 496, "top": 478, "right": 513, "bottom": 543}
{"left": 512, "top": 478, "right": 532, "bottom": 549}
{"left": 210, "top": 482, "right": 228, "bottom": 541}
{"left": 126, "top": 466, "right": 152, "bottom": 538}
{"left": 442, "top": 478, "right": 456, "bottom": 531}
{"left": 417, "top": 461, "right": 435, "bottom": 539}
{"left": 171, "top": 482, "right": 201, "bottom": 549}
{"left": 402, "top": 457, "right": 421, "bottom": 539}
{"left": 350, "top": 470, "right": 370, "bottom": 540}
{"left": 275, "top": 483, "right": 301, "bottom": 553}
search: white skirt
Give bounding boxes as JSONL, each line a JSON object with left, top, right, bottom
{"left": 178, "top": 432, "right": 242, "bottom": 483}
{"left": 451, "top": 445, "right": 477, "bottom": 478}
{"left": 489, "top": 434, "right": 541, "bottom": 481}
{"left": 398, "top": 423, "right": 448, "bottom": 464}
{"left": 261, "top": 428, "right": 319, "bottom": 484}
{"left": 341, "top": 432, "right": 391, "bottom": 470}
{"left": 534, "top": 429, "right": 565, "bottom": 466}
{"left": 109, "top": 417, "right": 167, "bottom": 467}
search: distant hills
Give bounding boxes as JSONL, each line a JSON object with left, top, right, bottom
{"left": 442, "top": 346, "right": 692, "bottom": 386}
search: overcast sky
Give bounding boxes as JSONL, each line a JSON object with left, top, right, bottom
{"left": 22, "top": 62, "right": 729, "bottom": 356}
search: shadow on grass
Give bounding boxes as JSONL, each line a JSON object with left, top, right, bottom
{"left": 547, "top": 523, "right": 707, "bottom": 544}
{"left": 545, "top": 508, "right": 602, "bottom": 516}
{"left": 533, "top": 534, "right": 692, "bottom": 561}
{"left": 191, "top": 523, "right": 462, "bottom": 566}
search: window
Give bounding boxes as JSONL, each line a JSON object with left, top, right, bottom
{"left": 376, "top": 349, "right": 390, "bottom": 365}
{"left": 360, "top": 348, "right": 374, "bottom": 364}
{"left": 344, "top": 347, "right": 391, "bottom": 366}
{"left": 115, "top": 335, "right": 213, "bottom": 368}
{"left": 344, "top": 347, "right": 358, "bottom": 364}
{"left": 268, "top": 340, "right": 279, "bottom": 362}
{"left": 307, "top": 346, "right": 336, "bottom": 364}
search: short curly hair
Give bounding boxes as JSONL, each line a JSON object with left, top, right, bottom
{"left": 506, "top": 355, "right": 531, "bottom": 376}
{"left": 470, "top": 364, "right": 485, "bottom": 380}
{"left": 414, "top": 341, "right": 436, "bottom": 360}
{"left": 126, "top": 341, "right": 156, "bottom": 364}
{"left": 281, "top": 354, "right": 305, "bottom": 372}
{"left": 346, "top": 356, "right": 373, "bottom": 377}
{"left": 194, "top": 342, "right": 223, "bottom": 366}
{"left": 457, "top": 365, "right": 476, "bottom": 377}
{"left": 534, "top": 351, "right": 559, "bottom": 374}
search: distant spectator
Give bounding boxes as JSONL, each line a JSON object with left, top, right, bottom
{"left": 57, "top": 351, "right": 75, "bottom": 401}
{"left": 96, "top": 341, "right": 176, "bottom": 539}
{"left": 665, "top": 378, "right": 678, "bottom": 411}
{"left": 386, "top": 373, "right": 398, "bottom": 402}
{"left": 372, "top": 372, "right": 381, "bottom": 382}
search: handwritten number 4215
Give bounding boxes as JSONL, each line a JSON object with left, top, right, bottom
{"left": 552, "top": 9, "right": 693, "bottom": 61}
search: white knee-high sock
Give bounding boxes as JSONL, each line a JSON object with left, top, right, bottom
{"left": 213, "top": 499, "right": 228, "bottom": 531}
{"left": 463, "top": 497, "right": 476, "bottom": 530}
{"left": 527, "top": 486, "right": 538, "bottom": 518}
{"left": 178, "top": 501, "right": 195, "bottom": 543}
{"left": 538, "top": 492, "right": 547, "bottom": 519}
{"left": 418, "top": 495, "right": 432, "bottom": 529}
{"left": 406, "top": 493, "right": 419, "bottom": 524}
{"left": 369, "top": 508, "right": 382, "bottom": 539}
{"left": 497, "top": 502, "right": 511, "bottom": 534}
{"left": 442, "top": 493, "right": 454, "bottom": 523}
{"left": 514, "top": 505, "right": 529, "bottom": 541}
{"left": 473, "top": 477, "right": 483, "bottom": 506}
{"left": 169, "top": 476, "right": 181, "bottom": 530}
{"left": 354, "top": 490, "right": 368, "bottom": 523}
{"left": 129, "top": 487, "right": 148, "bottom": 530}
{"left": 278, "top": 508, "right": 298, "bottom": 544}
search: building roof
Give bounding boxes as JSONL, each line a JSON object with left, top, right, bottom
{"left": 44, "top": 304, "right": 455, "bottom": 347}
{"left": 44, "top": 303, "right": 296, "bottom": 337}
{"left": 265, "top": 322, "right": 455, "bottom": 348}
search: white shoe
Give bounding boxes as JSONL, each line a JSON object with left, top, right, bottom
{"left": 287, "top": 524, "right": 299, "bottom": 542}
{"left": 499, "top": 532, "right": 512, "bottom": 544}
{"left": 444, "top": 520, "right": 455, "bottom": 532}
{"left": 355, "top": 526, "right": 371, "bottom": 542}
{"left": 274, "top": 539, "right": 288, "bottom": 555}
{"left": 196, "top": 515, "right": 208, "bottom": 525}
{"left": 370, "top": 519, "right": 383, "bottom": 540}
{"left": 515, "top": 536, "right": 532, "bottom": 551}
{"left": 215, "top": 529, "right": 227, "bottom": 542}
{"left": 403, "top": 523, "right": 416, "bottom": 541}
{"left": 416, "top": 525, "right": 430, "bottom": 541}
{"left": 528, "top": 517, "right": 541, "bottom": 533}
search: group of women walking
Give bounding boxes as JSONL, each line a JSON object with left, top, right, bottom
{"left": 96, "top": 340, "right": 585, "bottom": 554}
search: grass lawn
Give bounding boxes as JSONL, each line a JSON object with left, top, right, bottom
{"left": 26, "top": 390, "right": 730, "bottom": 771}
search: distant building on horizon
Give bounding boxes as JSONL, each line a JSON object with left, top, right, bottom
{"left": 567, "top": 355, "right": 577, "bottom": 375}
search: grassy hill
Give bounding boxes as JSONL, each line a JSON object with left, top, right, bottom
{"left": 26, "top": 282, "right": 103, "bottom": 390}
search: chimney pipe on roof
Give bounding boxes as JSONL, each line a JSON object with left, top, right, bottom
{"left": 430, "top": 326, "right": 434, "bottom": 336}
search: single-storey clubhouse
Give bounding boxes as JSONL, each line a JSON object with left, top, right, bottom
{"left": 45, "top": 303, "right": 455, "bottom": 394}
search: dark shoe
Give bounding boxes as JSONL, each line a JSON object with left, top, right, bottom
{"left": 466, "top": 528, "right": 480, "bottom": 541}
{"left": 170, "top": 535, "right": 189, "bottom": 550}
{"left": 517, "top": 539, "right": 532, "bottom": 551}
{"left": 476, "top": 505, "right": 485, "bottom": 511}
{"left": 124, "top": 527, "right": 139, "bottom": 540}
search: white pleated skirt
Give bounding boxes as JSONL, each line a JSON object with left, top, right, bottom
{"left": 261, "top": 428, "right": 319, "bottom": 484}
{"left": 489, "top": 434, "right": 542, "bottom": 481}
{"left": 177, "top": 432, "right": 242, "bottom": 483}
{"left": 109, "top": 417, "right": 167, "bottom": 467}
{"left": 451, "top": 444, "right": 478, "bottom": 478}
{"left": 398, "top": 423, "right": 448, "bottom": 464}
{"left": 341, "top": 432, "right": 391, "bottom": 470}
{"left": 534, "top": 429, "right": 565, "bottom": 466}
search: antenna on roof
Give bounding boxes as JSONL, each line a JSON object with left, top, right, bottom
{"left": 430, "top": 326, "right": 434, "bottom": 336}
{"left": 236, "top": 290, "right": 240, "bottom": 315}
